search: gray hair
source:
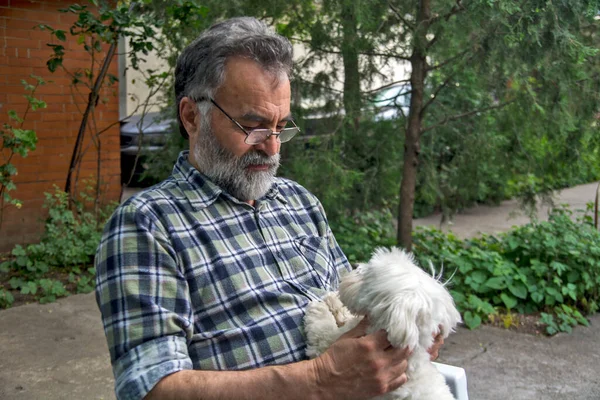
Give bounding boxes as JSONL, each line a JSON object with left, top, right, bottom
{"left": 175, "top": 17, "right": 294, "bottom": 139}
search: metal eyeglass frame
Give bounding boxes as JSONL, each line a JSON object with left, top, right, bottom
{"left": 195, "top": 97, "right": 300, "bottom": 145}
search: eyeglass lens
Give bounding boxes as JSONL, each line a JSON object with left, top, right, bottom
{"left": 245, "top": 127, "right": 300, "bottom": 145}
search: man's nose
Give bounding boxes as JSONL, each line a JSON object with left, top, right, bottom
{"left": 253, "top": 134, "right": 280, "bottom": 156}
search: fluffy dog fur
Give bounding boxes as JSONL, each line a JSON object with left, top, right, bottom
{"left": 304, "top": 247, "right": 462, "bottom": 400}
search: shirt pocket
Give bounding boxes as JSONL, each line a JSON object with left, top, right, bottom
{"left": 287, "top": 235, "right": 336, "bottom": 292}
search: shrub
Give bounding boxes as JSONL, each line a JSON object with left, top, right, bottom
{"left": 332, "top": 208, "right": 397, "bottom": 264}
{"left": 413, "top": 204, "right": 600, "bottom": 334}
{"left": 0, "top": 186, "right": 117, "bottom": 307}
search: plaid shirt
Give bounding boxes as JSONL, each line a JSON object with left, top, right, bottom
{"left": 95, "top": 151, "right": 351, "bottom": 400}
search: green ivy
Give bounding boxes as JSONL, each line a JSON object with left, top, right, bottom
{"left": 413, "top": 204, "right": 600, "bottom": 334}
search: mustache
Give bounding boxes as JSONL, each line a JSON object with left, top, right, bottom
{"left": 239, "top": 151, "right": 280, "bottom": 168}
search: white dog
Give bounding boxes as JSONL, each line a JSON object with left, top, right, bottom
{"left": 304, "top": 247, "right": 462, "bottom": 400}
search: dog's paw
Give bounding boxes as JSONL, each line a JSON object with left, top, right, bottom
{"left": 304, "top": 299, "right": 340, "bottom": 357}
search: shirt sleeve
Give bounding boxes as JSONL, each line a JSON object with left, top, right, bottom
{"left": 95, "top": 203, "right": 194, "bottom": 400}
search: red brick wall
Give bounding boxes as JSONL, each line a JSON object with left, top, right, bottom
{"left": 0, "top": 0, "right": 121, "bottom": 252}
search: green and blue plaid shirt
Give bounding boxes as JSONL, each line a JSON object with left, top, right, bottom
{"left": 95, "top": 151, "right": 351, "bottom": 400}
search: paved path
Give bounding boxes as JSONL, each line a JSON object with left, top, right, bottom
{"left": 1, "top": 182, "right": 598, "bottom": 399}
{"left": 414, "top": 181, "right": 598, "bottom": 239}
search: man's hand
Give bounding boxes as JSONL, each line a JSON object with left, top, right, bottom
{"left": 310, "top": 318, "right": 410, "bottom": 400}
{"left": 427, "top": 329, "right": 444, "bottom": 361}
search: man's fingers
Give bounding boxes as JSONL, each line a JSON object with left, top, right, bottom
{"left": 342, "top": 317, "right": 369, "bottom": 338}
{"left": 366, "top": 328, "right": 395, "bottom": 350}
{"left": 386, "top": 344, "right": 411, "bottom": 362}
{"left": 428, "top": 331, "right": 444, "bottom": 361}
{"left": 388, "top": 372, "right": 409, "bottom": 392}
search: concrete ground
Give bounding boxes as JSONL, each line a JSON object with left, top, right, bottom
{"left": 0, "top": 182, "right": 598, "bottom": 399}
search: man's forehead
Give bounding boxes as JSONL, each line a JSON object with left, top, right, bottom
{"left": 216, "top": 58, "right": 292, "bottom": 121}
{"left": 239, "top": 110, "right": 294, "bottom": 122}
{"left": 221, "top": 57, "right": 289, "bottom": 91}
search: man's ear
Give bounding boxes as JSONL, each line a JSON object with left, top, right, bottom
{"left": 179, "top": 97, "right": 199, "bottom": 137}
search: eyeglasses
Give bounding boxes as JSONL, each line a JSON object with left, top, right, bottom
{"left": 195, "top": 97, "right": 300, "bottom": 145}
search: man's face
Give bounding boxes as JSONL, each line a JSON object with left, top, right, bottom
{"left": 189, "top": 57, "right": 292, "bottom": 202}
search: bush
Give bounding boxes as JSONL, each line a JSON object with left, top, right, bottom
{"left": 413, "top": 204, "right": 600, "bottom": 334}
{"left": 331, "top": 208, "right": 397, "bottom": 265}
{"left": 0, "top": 186, "right": 117, "bottom": 307}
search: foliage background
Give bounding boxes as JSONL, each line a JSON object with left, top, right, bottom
{"left": 2, "top": 1, "right": 600, "bottom": 335}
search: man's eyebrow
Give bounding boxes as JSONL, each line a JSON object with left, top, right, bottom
{"left": 239, "top": 112, "right": 294, "bottom": 123}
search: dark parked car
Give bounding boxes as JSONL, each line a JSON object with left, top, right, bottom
{"left": 120, "top": 112, "right": 175, "bottom": 185}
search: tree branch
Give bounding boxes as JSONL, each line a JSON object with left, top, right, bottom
{"left": 420, "top": 74, "right": 455, "bottom": 115}
{"left": 421, "top": 100, "right": 515, "bottom": 133}
{"left": 429, "top": 0, "right": 466, "bottom": 25}
{"left": 296, "top": 77, "right": 344, "bottom": 94}
{"left": 363, "top": 79, "right": 412, "bottom": 94}
{"left": 388, "top": 1, "right": 415, "bottom": 30}
{"left": 362, "top": 51, "right": 412, "bottom": 60}
{"left": 426, "top": 49, "right": 471, "bottom": 71}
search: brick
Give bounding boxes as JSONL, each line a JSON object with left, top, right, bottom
{"left": 8, "top": 0, "right": 44, "bottom": 9}
{"left": 10, "top": 8, "right": 61, "bottom": 23}
{"left": 61, "top": 58, "right": 99, "bottom": 70}
{"left": 4, "top": 37, "right": 41, "bottom": 49}
{"left": 0, "top": 2, "right": 122, "bottom": 250}
{"left": 4, "top": 17, "right": 40, "bottom": 32}
{"left": 7, "top": 93, "right": 31, "bottom": 104}
{"left": 40, "top": 111, "right": 72, "bottom": 122}
{"left": 0, "top": 65, "right": 33, "bottom": 76}
{"left": 38, "top": 102, "right": 63, "bottom": 113}
{"left": 3, "top": 27, "right": 33, "bottom": 40}
{"left": 40, "top": 1, "right": 71, "bottom": 11}
{"left": 28, "top": 28, "right": 55, "bottom": 42}
{"left": 38, "top": 170, "right": 68, "bottom": 181}
{"left": 26, "top": 48, "right": 55, "bottom": 60}
{"left": 6, "top": 55, "right": 44, "bottom": 67}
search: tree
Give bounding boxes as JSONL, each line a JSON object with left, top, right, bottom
{"left": 387, "top": 0, "right": 600, "bottom": 250}
{"left": 139, "top": 0, "right": 600, "bottom": 254}
{"left": 40, "top": 0, "right": 210, "bottom": 200}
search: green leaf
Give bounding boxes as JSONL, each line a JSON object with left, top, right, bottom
{"left": 508, "top": 282, "right": 528, "bottom": 299}
{"left": 55, "top": 30, "right": 66, "bottom": 41}
{"left": 471, "top": 270, "right": 487, "bottom": 284}
{"left": 500, "top": 293, "right": 517, "bottom": 310}
{"left": 531, "top": 292, "right": 544, "bottom": 303}
{"left": 47, "top": 58, "right": 63, "bottom": 73}
{"left": 463, "top": 311, "right": 482, "bottom": 330}
{"left": 0, "top": 261, "right": 11, "bottom": 273}
{"left": 485, "top": 276, "right": 506, "bottom": 290}
{"left": 8, "top": 110, "right": 23, "bottom": 123}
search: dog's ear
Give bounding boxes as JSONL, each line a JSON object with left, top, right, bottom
{"left": 371, "top": 294, "right": 430, "bottom": 351}
{"left": 434, "top": 293, "right": 462, "bottom": 338}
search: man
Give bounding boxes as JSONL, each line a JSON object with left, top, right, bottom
{"left": 96, "top": 17, "right": 442, "bottom": 400}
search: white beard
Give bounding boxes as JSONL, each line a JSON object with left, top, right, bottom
{"left": 193, "top": 116, "right": 280, "bottom": 201}
{"left": 304, "top": 247, "right": 462, "bottom": 400}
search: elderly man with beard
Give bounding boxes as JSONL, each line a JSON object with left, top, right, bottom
{"left": 95, "top": 17, "right": 426, "bottom": 400}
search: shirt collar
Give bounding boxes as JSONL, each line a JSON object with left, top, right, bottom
{"left": 171, "top": 151, "right": 287, "bottom": 209}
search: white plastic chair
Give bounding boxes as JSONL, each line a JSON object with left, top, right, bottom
{"left": 433, "top": 362, "right": 469, "bottom": 400}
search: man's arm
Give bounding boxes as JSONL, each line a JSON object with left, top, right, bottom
{"left": 146, "top": 319, "right": 410, "bottom": 400}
